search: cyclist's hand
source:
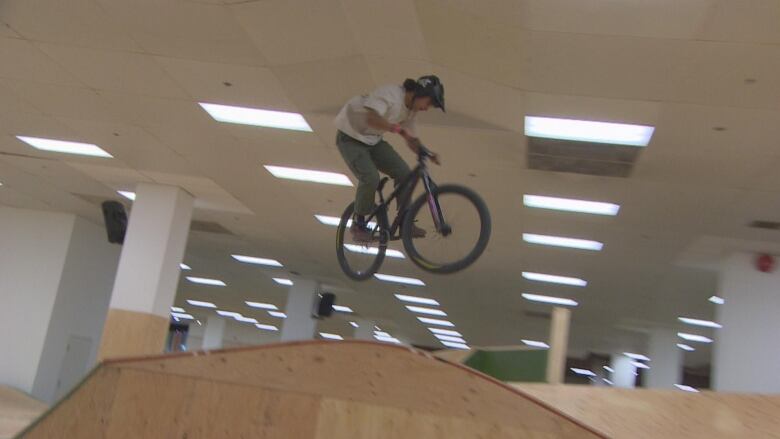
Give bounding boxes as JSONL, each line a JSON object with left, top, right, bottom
{"left": 430, "top": 151, "right": 441, "bottom": 165}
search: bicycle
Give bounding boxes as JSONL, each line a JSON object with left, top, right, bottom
{"left": 336, "top": 143, "right": 492, "bottom": 280}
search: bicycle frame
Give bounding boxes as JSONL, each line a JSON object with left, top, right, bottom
{"left": 364, "top": 156, "right": 447, "bottom": 239}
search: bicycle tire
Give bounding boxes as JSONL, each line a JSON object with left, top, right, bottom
{"left": 336, "top": 202, "right": 389, "bottom": 280}
{"left": 402, "top": 184, "right": 491, "bottom": 274}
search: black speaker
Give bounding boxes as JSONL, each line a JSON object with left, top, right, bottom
{"left": 101, "top": 201, "right": 128, "bottom": 244}
{"left": 314, "top": 292, "right": 336, "bottom": 319}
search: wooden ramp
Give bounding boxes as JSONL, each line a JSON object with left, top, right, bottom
{"left": 16, "top": 340, "right": 604, "bottom": 438}
{"left": 515, "top": 383, "right": 780, "bottom": 439}
{"left": 0, "top": 387, "right": 46, "bottom": 439}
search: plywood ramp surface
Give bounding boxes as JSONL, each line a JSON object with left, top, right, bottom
{"left": 17, "top": 340, "right": 605, "bottom": 439}
{"left": 0, "top": 387, "right": 46, "bottom": 439}
{"left": 514, "top": 383, "right": 780, "bottom": 439}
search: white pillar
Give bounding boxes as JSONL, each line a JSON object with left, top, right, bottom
{"left": 281, "top": 279, "right": 319, "bottom": 342}
{"left": 645, "top": 329, "right": 682, "bottom": 389}
{"left": 611, "top": 354, "right": 637, "bottom": 388}
{"left": 202, "top": 315, "right": 226, "bottom": 350}
{"left": 353, "top": 319, "right": 376, "bottom": 340}
{"left": 714, "top": 252, "right": 780, "bottom": 393}
{"left": 99, "top": 184, "right": 194, "bottom": 359}
{"left": 0, "top": 208, "right": 119, "bottom": 403}
{"left": 546, "top": 307, "right": 571, "bottom": 384}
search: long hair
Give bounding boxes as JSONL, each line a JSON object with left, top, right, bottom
{"left": 402, "top": 78, "right": 418, "bottom": 93}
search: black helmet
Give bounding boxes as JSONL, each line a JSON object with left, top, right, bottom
{"left": 415, "top": 75, "right": 445, "bottom": 112}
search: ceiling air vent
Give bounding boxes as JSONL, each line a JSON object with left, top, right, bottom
{"left": 527, "top": 137, "right": 642, "bottom": 178}
{"left": 190, "top": 220, "right": 234, "bottom": 235}
{"left": 749, "top": 220, "right": 780, "bottom": 230}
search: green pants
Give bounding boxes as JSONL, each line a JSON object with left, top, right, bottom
{"left": 336, "top": 131, "right": 411, "bottom": 215}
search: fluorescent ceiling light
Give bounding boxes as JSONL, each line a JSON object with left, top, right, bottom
{"left": 524, "top": 195, "right": 620, "bottom": 216}
{"left": 624, "top": 353, "right": 650, "bottom": 362}
{"left": 374, "top": 273, "right": 425, "bottom": 286}
{"left": 332, "top": 305, "right": 353, "bottom": 313}
{"left": 268, "top": 311, "right": 287, "bottom": 319}
{"left": 524, "top": 116, "right": 654, "bottom": 147}
{"left": 199, "top": 102, "right": 312, "bottom": 132}
{"left": 180, "top": 263, "right": 191, "bottom": 270}
{"left": 216, "top": 310, "right": 242, "bottom": 318}
{"left": 675, "top": 384, "right": 699, "bottom": 393}
{"left": 349, "top": 321, "right": 359, "bottom": 328}
{"left": 417, "top": 317, "right": 454, "bottom": 327}
{"left": 273, "top": 278, "right": 293, "bottom": 286}
{"left": 374, "top": 331, "right": 392, "bottom": 338}
{"left": 677, "top": 344, "right": 695, "bottom": 352}
{"left": 394, "top": 294, "right": 440, "bottom": 306}
{"left": 117, "top": 191, "right": 136, "bottom": 201}
{"left": 315, "top": 215, "right": 376, "bottom": 229}
{"left": 320, "top": 332, "right": 344, "bottom": 340}
{"left": 522, "top": 271, "right": 587, "bottom": 287}
{"left": 441, "top": 341, "right": 470, "bottom": 350}
{"left": 570, "top": 368, "right": 596, "bottom": 377}
{"left": 235, "top": 315, "right": 258, "bottom": 324}
{"left": 256, "top": 324, "right": 278, "bottom": 331}
{"left": 522, "top": 293, "right": 578, "bottom": 307}
{"left": 264, "top": 165, "right": 352, "bottom": 186}
{"left": 709, "top": 296, "right": 725, "bottom": 305}
{"left": 677, "top": 332, "right": 713, "bottom": 343}
{"left": 171, "top": 312, "right": 194, "bottom": 320}
{"left": 343, "top": 244, "right": 404, "bottom": 259}
{"left": 186, "top": 276, "right": 226, "bottom": 287}
{"left": 631, "top": 361, "right": 650, "bottom": 370}
{"left": 375, "top": 335, "right": 401, "bottom": 344}
{"left": 522, "top": 233, "right": 603, "bottom": 251}
{"left": 678, "top": 317, "right": 722, "bottom": 329}
{"left": 405, "top": 305, "right": 446, "bottom": 316}
{"left": 171, "top": 307, "right": 185, "bottom": 313}
{"left": 16, "top": 136, "right": 113, "bottom": 158}
{"left": 231, "top": 254, "right": 283, "bottom": 267}
{"left": 429, "top": 328, "right": 462, "bottom": 337}
{"left": 522, "top": 339, "right": 550, "bottom": 349}
{"left": 435, "top": 334, "right": 467, "bottom": 343}
{"left": 245, "top": 301, "right": 278, "bottom": 310}
{"left": 603, "top": 378, "right": 614, "bottom": 386}
{"left": 187, "top": 300, "right": 216, "bottom": 308}
{"left": 603, "top": 366, "right": 614, "bottom": 373}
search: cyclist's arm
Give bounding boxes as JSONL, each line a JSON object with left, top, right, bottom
{"left": 365, "top": 109, "right": 421, "bottom": 152}
{"left": 365, "top": 108, "right": 398, "bottom": 133}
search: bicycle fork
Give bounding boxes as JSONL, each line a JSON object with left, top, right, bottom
{"left": 422, "top": 175, "right": 450, "bottom": 236}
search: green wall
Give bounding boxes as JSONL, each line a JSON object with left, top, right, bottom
{"left": 464, "top": 349, "right": 548, "bottom": 382}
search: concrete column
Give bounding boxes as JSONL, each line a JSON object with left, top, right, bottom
{"left": 99, "top": 184, "right": 193, "bottom": 360}
{"left": 353, "top": 319, "right": 376, "bottom": 340}
{"left": 611, "top": 354, "right": 637, "bottom": 388}
{"left": 202, "top": 315, "right": 226, "bottom": 350}
{"left": 0, "top": 207, "right": 119, "bottom": 403}
{"left": 280, "top": 279, "right": 320, "bottom": 342}
{"left": 546, "top": 307, "right": 571, "bottom": 384}
{"left": 714, "top": 252, "right": 780, "bottom": 393}
{"left": 645, "top": 329, "right": 682, "bottom": 389}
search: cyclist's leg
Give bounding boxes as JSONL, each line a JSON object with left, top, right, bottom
{"left": 370, "top": 140, "right": 411, "bottom": 211}
{"left": 336, "top": 132, "right": 379, "bottom": 216}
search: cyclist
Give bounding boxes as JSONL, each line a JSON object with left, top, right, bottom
{"left": 334, "top": 75, "right": 444, "bottom": 242}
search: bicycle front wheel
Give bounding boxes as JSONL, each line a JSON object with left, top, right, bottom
{"left": 402, "top": 184, "right": 491, "bottom": 274}
{"left": 336, "top": 202, "right": 390, "bottom": 281}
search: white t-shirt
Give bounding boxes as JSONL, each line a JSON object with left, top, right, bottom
{"left": 334, "top": 84, "right": 417, "bottom": 145}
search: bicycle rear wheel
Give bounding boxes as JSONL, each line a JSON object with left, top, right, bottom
{"left": 336, "top": 203, "right": 390, "bottom": 280}
{"left": 402, "top": 184, "right": 491, "bottom": 274}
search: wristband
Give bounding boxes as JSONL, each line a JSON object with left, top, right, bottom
{"left": 390, "top": 124, "right": 402, "bottom": 134}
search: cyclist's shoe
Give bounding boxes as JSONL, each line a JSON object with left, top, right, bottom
{"left": 408, "top": 223, "right": 427, "bottom": 239}
{"left": 350, "top": 222, "right": 375, "bottom": 243}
